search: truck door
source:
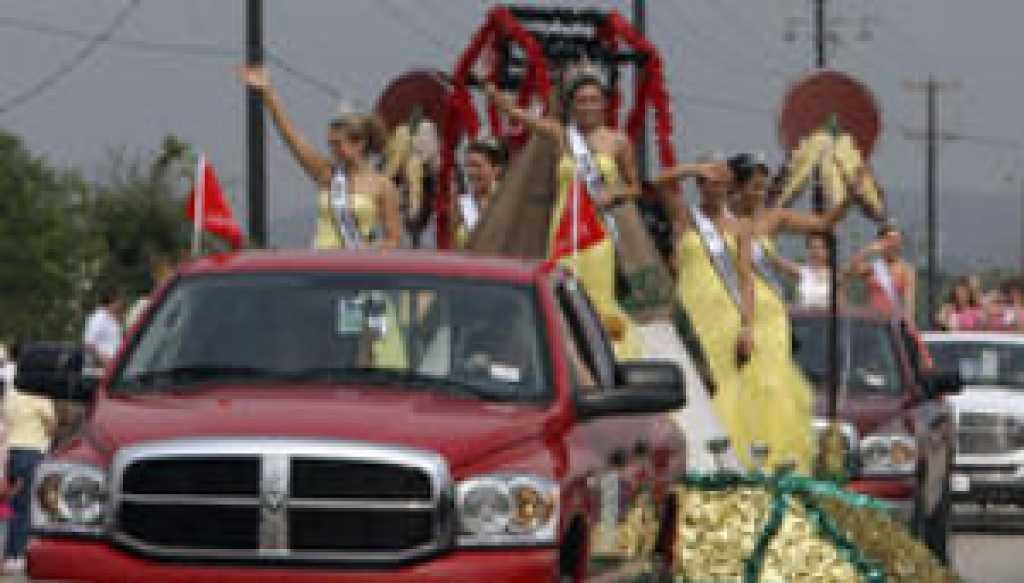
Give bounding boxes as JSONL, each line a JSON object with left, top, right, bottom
{"left": 555, "top": 278, "right": 663, "bottom": 580}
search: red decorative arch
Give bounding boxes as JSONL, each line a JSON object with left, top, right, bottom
{"left": 436, "top": 7, "right": 679, "bottom": 248}
{"left": 437, "top": 7, "right": 551, "bottom": 249}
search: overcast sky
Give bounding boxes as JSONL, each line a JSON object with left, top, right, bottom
{"left": 1, "top": 0, "right": 1021, "bottom": 273}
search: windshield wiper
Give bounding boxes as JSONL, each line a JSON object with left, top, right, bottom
{"left": 280, "top": 367, "right": 506, "bottom": 401}
{"left": 117, "top": 365, "right": 282, "bottom": 390}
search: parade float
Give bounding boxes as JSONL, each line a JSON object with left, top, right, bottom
{"left": 369, "top": 6, "right": 959, "bottom": 581}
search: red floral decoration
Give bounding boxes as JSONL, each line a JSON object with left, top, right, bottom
{"left": 437, "top": 6, "right": 551, "bottom": 249}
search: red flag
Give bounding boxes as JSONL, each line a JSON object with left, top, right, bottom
{"left": 185, "top": 155, "right": 243, "bottom": 250}
{"left": 550, "top": 179, "right": 606, "bottom": 260}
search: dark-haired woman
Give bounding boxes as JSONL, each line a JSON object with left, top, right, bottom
{"left": 239, "top": 65, "right": 402, "bottom": 249}
{"left": 723, "top": 153, "right": 855, "bottom": 473}
{"left": 454, "top": 138, "right": 506, "bottom": 248}
{"left": 484, "top": 69, "right": 642, "bottom": 358}
{"left": 849, "top": 224, "right": 916, "bottom": 323}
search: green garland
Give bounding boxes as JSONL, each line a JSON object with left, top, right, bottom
{"left": 680, "top": 469, "right": 893, "bottom": 583}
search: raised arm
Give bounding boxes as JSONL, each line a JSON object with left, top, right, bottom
{"left": 239, "top": 65, "right": 332, "bottom": 186}
{"left": 766, "top": 247, "right": 802, "bottom": 280}
{"left": 903, "top": 266, "right": 917, "bottom": 323}
{"left": 654, "top": 162, "right": 711, "bottom": 188}
{"left": 735, "top": 224, "right": 756, "bottom": 363}
{"left": 847, "top": 239, "right": 885, "bottom": 279}
{"left": 483, "top": 82, "right": 562, "bottom": 144}
{"left": 761, "top": 195, "right": 853, "bottom": 236}
{"left": 606, "top": 134, "right": 641, "bottom": 204}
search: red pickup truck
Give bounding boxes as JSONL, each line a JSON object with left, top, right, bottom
{"left": 19, "top": 251, "right": 687, "bottom": 582}
{"left": 790, "top": 308, "right": 962, "bottom": 563}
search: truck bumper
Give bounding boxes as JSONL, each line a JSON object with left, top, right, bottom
{"left": 950, "top": 465, "right": 1024, "bottom": 504}
{"left": 29, "top": 539, "right": 559, "bottom": 583}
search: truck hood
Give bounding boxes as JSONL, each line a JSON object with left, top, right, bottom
{"left": 813, "top": 391, "right": 906, "bottom": 437}
{"left": 950, "top": 385, "right": 1024, "bottom": 414}
{"left": 86, "top": 385, "right": 555, "bottom": 471}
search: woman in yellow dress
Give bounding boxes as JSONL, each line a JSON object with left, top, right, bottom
{"left": 722, "top": 153, "right": 857, "bottom": 474}
{"left": 238, "top": 65, "right": 402, "bottom": 249}
{"left": 239, "top": 65, "right": 405, "bottom": 367}
{"left": 656, "top": 160, "right": 758, "bottom": 469}
{"left": 453, "top": 138, "right": 506, "bottom": 248}
{"left": 483, "top": 70, "right": 641, "bottom": 359}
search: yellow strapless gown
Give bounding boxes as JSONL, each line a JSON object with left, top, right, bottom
{"left": 550, "top": 155, "right": 641, "bottom": 360}
{"left": 675, "top": 231, "right": 812, "bottom": 473}
{"left": 313, "top": 188, "right": 405, "bottom": 369}
{"left": 314, "top": 189, "right": 379, "bottom": 250}
{"left": 740, "top": 241, "right": 814, "bottom": 473}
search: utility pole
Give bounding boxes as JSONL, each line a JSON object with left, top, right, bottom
{"left": 633, "top": 0, "right": 648, "bottom": 180}
{"left": 904, "top": 77, "right": 960, "bottom": 326}
{"left": 246, "top": 0, "right": 267, "bottom": 248}
{"left": 787, "top": 2, "right": 879, "bottom": 425}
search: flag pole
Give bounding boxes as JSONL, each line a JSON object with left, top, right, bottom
{"left": 572, "top": 171, "right": 579, "bottom": 262}
{"left": 192, "top": 155, "right": 205, "bottom": 257}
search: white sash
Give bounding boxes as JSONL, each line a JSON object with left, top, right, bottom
{"left": 566, "top": 124, "right": 618, "bottom": 241}
{"left": 329, "top": 168, "right": 363, "bottom": 249}
{"left": 458, "top": 192, "right": 481, "bottom": 233}
{"left": 871, "top": 259, "right": 903, "bottom": 312}
{"left": 751, "top": 241, "right": 785, "bottom": 298}
{"left": 691, "top": 205, "right": 742, "bottom": 307}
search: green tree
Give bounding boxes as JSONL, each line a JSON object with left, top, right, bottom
{"left": 85, "top": 134, "right": 193, "bottom": 298}
{"left": 0, "top": 131, "right": 95, "bottom": 341}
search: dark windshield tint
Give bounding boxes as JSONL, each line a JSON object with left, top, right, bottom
{"left": 927, "top": 341, "right": 1024, "bottom": 387}
{"left": 112, "top": 273, "right": 549, "bottom": 401}
{"left": 791, "top": 316, "right": 901, "bottom": 394}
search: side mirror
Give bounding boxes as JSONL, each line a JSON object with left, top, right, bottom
{"left": 922, "top": 369, "right": 963, "bottom": 398}
{"left": 577, "top": 362, "right": 686, "bottom": 419}
{"left": 14, "top": 342, "right": 98, "bottom": 402}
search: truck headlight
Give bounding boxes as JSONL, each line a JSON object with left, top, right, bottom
{"left": 456, "top": 475, "right": 558, "bottom": 546}
{"left": 33, "top": 462, "right": 107, "bottom": 535}
{"left": 859, "top": 434, "right": 917, "bottom": 476}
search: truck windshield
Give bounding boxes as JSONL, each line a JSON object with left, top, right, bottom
{"left": 111, "top": 273, "right": 549, "bottom": 402}
{"left": 927, "top": 341, "right": 1024, "bottom": 387}
{"left": 791, "top": 316, "right": 902, "bottom": 394}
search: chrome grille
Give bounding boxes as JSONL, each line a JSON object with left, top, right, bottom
{"left": 957, "top": 412, "right": 1014, "bottom": 455}
{"left": 110, "top": 439, "right": 451, "bottom": 564}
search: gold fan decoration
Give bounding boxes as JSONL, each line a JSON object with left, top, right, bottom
{"left": 777, "top": 119, "right": 885, "bottom": 218}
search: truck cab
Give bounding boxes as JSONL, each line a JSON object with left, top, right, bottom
{"left": 20, "top": 251, "right": 687, "bottom": 582}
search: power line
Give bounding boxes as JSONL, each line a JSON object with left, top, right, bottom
{"left": 0, "top": 13, "right": 235, "bottom": 57}
{"left": 375, "top": 0, "right": 456, "bottom": 53}
{"left": 0, "top": 14, "right": 349, "bottom": 100}
{"left": 700, "top": 0, "right": 807, "bottom": 71}
{"left": 676, "top": 91, "right": 775, "bottom": 117}
{"left": 0, "top": 0, "right": 142, "bottom": 115}
{"left": 660, "top": 0, "right": 795, "bottom": 81}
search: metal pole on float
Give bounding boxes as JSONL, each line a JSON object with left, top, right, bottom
{"left": 246, "top": 0, "right": 267, "bottom": 248}
{"left": 811, "top": 0, "right": 841, "bottom": 422}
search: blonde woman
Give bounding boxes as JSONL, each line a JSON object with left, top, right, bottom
{"left": 239, "top": 65, "right": 402, "bottom": 249}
